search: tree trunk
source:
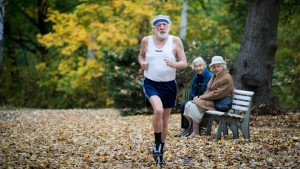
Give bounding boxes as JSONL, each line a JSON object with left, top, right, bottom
{"left": 0, "top": 0, "right": 4, "bottom": 84}
{"left": 232, "top": 0, "right": 284, "bottom": 115}
{"left": 87, "top": 33, "right": 95, "bottom": 60}
{"left": 179, "top": 0, "right": 188, "bottom": 40}
{"left": 138, "top": 16, "right": 150, "bottom": 43}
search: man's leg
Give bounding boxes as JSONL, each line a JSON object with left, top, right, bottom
{"left": 162, "top": 108, "right": 171, "bottom": 142}
{"left": 156, "top": 108, "right": 171, "bottom": 165}
{"left": 149, "top": 96, "right": 164, "bottom": 156}
{"left": 181, "top": 101, "right": 189, "bottom": 129}
{"left": 175, "top": 101, "right": 189, "bottom": 137}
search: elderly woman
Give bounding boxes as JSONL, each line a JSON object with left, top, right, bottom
{"left": 183, "top": 56, "right": 234, "bottom": 138}
{"left": 174, "top": 56, "right": 212, "bottom": 137}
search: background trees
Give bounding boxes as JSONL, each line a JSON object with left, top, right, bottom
{"left": 1, "top": 0, "right": 299, "bottom": 114}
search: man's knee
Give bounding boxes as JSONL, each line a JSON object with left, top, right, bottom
{"left": 154, "top": 108, "right": 164, "bottom": 116}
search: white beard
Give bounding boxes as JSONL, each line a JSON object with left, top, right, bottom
{"left": 154, "top": 27, "right": 170, "bottom": 40}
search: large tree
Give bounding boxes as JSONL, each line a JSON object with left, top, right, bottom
{"left": 0, "top": 0, "right": 3, "bottom": 84}
{"left": 232, "top": 0, "right": 283, "bottom": 115}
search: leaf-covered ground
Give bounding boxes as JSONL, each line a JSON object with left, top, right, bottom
{"left": 0, "top": 109, "right": 299, "bottom": 168}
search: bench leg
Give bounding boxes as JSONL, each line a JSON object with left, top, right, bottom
{"left": 216, "top": 118, "right": 227, "bottom": 140}
{"left": 240, "top": 121, "right": 250, "bottom": 139}
{"left": 223, "top": 123, "right": 229, "bottom": 135}
{"left": 205, "top": 116, "right": 214, "bottom": 135}
{"left": 228, "top": 122, "right": 239, "bottom": 139}
{"left": 199, "top": 115, "right": 210, "bottom": 135}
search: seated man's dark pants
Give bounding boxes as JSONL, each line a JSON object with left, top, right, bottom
{"left": 180, "top": 101, "right": 189, "bottom": 129}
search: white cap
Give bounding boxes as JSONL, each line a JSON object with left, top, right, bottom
{"left": 209, "top": 56, "right": 226, "bottom": 67}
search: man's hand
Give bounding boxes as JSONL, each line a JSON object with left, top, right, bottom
{"left": 164, "top": 59, "right": 176, "bottom": 68}
{"left": 140, "top": 61, "right": 148, "bottom": 70}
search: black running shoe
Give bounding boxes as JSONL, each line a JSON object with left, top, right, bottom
{"left": 152, "top": 143, "right": 162, "bottom": 156}
{"left": 155, "top": 156, "right": 166, "bottom": 165}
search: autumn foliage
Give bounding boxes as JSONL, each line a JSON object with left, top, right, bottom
{"left": 0, "top": 109, "right": 299, "bottom": 168}
{"left": 1, "top": 1, "right": 299, "bottom": 110}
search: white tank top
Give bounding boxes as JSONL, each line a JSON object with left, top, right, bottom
{"left": 144, "top": 35, "right": 176, "bottom": 82}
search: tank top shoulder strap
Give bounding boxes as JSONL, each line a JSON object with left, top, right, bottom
{"left": 163, "top": 35, "right": 173, "bottom": 50}
{"left": 147, "top": 35, "right": 155, "bottom": 49}
{"left": 167, "top": 35, "right": 173, "bottom": 43}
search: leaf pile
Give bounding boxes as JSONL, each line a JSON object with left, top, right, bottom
{"left": 0, "top": 109, "right": 299, "bottom": 168}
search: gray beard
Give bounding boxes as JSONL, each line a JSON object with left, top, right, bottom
{"left": 157, "top": 33, "right": 169, "bottom": 40}
{"left": 154, "top": 28, "right": 170, "bottom": 40}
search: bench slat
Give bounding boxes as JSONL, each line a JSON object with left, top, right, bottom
{"left": 232, "top": 100, "right": 251, "bottom": 106}
{"left": 228, "top": 113, "right": 244, "bottom": 119}
{"left": 231, "top": 105, "right": 249, "bottom": 111}
{"left": 234, "top": 95, "right": 252, "bottom": 101}
{"left": 234, "top": 89, "right": 254, "bottom": 96}
{"left": 206, "top": 110, "right": 224, "bottom": 116}
{"left": 206, "top": 110, "right": 244, "bottom": 119}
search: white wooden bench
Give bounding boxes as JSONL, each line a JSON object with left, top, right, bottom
{"left": 206, "top": 89, "right": 254, "bottom": 140}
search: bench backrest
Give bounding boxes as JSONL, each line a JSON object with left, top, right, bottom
{"left": 182, "top": 86, "right": 254, "bottom": 113}
{"left": 232, "top": 89, "right": 255, "bottom": 112}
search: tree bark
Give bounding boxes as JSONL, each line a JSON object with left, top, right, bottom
{"left": 232, "top": 0, "right": 284, "bottom": 115}
{"left": 0, "top": 0, "right": 4, "bottom": 85}
{"left": 138, "top": 16, "right": 150, "bottom": 43}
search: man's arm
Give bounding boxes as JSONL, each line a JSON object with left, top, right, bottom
{"left": 138, "top": 37, "right": 148, "bottom": 70}
{"left": 173, "top": 36, "right": 188, "bottom": 70}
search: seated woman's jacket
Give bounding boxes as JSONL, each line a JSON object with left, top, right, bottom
{"left": 193, "top": 69, "right": 234, "bottom": 110}
{"left": 189, "top": 68, "right": 212, "bottom": 100}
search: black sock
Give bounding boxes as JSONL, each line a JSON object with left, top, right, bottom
{"left": 154, "top": 132, "right": 162, "bottom": 145}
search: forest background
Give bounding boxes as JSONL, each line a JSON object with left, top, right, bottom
{"left": 1, "top": 0, "right": 299, "bottom": 115}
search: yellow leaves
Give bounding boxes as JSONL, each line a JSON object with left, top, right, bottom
{"left": 218, "top": 139, "right": 226, "bottom": 145}
{"left": 86, "top": 59, "right": 104, "bottom": 77}
{"left": 37, "top": 33, "right": 55, "bottom": 48}
{"left": 77, "top": 57, "right": 85, "bottom": 67}
{"left": 38, "top": 0, "right": 184, "bottom": 59}
{"left": 114, "top": 66, "right": 120, "bottom": 71}
{"left": 54, "top": 57, "right": 105, "bottom": 94}
{"left": 35, "top": 62, "right": 47, "bottom": 71}
{"left": 58, "top": 60, "right": 73, "bottom": 75}
{"left": 58, "top": 57, "right": 103, "bottom": 77}
{"left": 39, "top": 2, "right": 135, "bottom": 56}
{"left": 118, "top": 152, "right": 125, "bottom": 158}
{"left": 106, "top": 98, "right": 114, "bottom": 106}
{"left": 98, "top": 155, "right": 108, "bottom": 162}
{"left": 122, "top": 1, "right": 152, "bottom": 17}
{"left": 83, "top": 153, "right": 91, "bottom": 160}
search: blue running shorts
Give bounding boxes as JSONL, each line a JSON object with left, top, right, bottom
{"left": 142, "top": 77, "right": 177, "bottom": 108}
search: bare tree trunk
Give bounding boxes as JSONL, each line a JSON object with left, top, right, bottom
{"left": 232, "top": 0, "right": 284, "bottom": 115}
{"left": 138, "top": 16, "right": 150, "bottom": 43}
{"left": 0, "top": 0, "right": 4, "bottom": 85}
{"left": 179, "top": 0, "right": 188, "bottom": 40}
